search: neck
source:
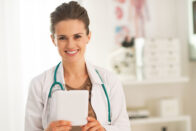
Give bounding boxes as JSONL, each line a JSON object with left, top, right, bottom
{"left": 62, "top": 59, "right": 87, "bottom": 78}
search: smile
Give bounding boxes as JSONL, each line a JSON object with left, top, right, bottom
{"left": 65, "top": 49, "right": 79, "bottom": 56}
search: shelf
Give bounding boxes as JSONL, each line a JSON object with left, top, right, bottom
{"left": 130, "top": 115, "right": 191, "bottom": 125}
{"left": 119, "top": 76, "right": 189, "bottom": 86}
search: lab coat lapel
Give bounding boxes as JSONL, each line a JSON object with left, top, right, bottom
{"left": 91, "top": 84, "right": 108, "bottom": 125}
{"left": 86, "top": 61, "right": 108, "bottom": 125}
{"left": 57, "top": 62, "right": 65, "bottom": 85}
{"left": 85, "top": 61, "right": 103, "bottom": 85}
{"left": 43, "top": 62, "right": 67, "bottom": 128}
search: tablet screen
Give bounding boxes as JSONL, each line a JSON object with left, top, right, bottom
{"left": 49, "top": 90, "right": 89, "bottom": 126}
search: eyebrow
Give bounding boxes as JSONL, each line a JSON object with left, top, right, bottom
{"left": 57, "top": 33, "right": 84, "bottom": 37}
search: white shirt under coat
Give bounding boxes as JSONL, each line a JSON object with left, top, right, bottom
{"left": 25, "top": 61, "right": 131, "bottom": 131}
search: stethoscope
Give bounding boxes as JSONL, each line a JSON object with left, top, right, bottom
{"left": 48, "top": 62, "right": 111, "bottom": 123}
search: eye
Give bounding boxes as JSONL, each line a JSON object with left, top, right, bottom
{"left": 74, "top": 34, "right": 81, "bottom": 40}
{"left": 58, "top": 36, "right": 67, "bottom": 40}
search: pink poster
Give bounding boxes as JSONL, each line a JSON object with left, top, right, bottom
{"left": 112, "top": 0, "right": 149, "bottom": 46}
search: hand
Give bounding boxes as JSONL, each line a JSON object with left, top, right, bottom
{"left": 45, "top": 120, "right": 72, "bottom": 131}
{"left": 81, "top": 117, "right": 105, "bottom": 131}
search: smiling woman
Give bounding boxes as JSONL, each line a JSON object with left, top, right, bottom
{"left": 25, "top": 1, "right": 130, "bottom": 131}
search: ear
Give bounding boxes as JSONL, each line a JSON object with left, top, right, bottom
{"left": 86, "top": 31, "right": 91, "bottom": 44}
{"left": 50, "top": 34, "right": 57, "bottom": 47}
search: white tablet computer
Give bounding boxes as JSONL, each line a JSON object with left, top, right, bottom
{"left": 49, "top": 90, "right": 89, "bottom": 126}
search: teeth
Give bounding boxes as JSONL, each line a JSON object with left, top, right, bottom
{"left": 66, "top": 50, "right": 77, "bottom": 54}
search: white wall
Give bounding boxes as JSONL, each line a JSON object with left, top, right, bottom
{"left": 0, "top": 1, "right": 9, "bottom": 130}
{"left": 0, "top": 0, "right": 24, "bottom": 130}
{"left": 145, "top": 0, "right": 178, "bottom": 38}
{"left": 83, "top": 0, "right": 116, "bottom": 68}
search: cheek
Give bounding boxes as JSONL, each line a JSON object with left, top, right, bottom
{"left": 57, "top": 44, "right": 65, "bottom": 53}
{"left": 57, "top": 42, "right": 65, "bottom": 48}
{"left": 85, "top": 37, "right": 89, "bottom": 43}
{"left": 82, "top": 38, "right": 89, "bottom": 46}
{"left": 81, "top": 41, "right": 88, "bottom": 49}
{"left": 78, "top": 40, "right": 87, "bottom": 48}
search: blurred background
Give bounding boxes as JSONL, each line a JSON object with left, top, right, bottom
{"left": 0, "top": 0, "right": 196, "bottom": 130}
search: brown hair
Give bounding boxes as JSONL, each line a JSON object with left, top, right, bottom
{"left": 50, "top": 1, "right": 90, "bottom": 35}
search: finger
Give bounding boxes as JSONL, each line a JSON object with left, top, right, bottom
{"left": 81, "top": 123, "right": 88, "bottom": 131}
{"left": 83, "top": 121, "right": 98, "bottom": 131}
{"left": 81, "top": 126, "right": 86, "bottom": 131}
{"left": 54, "top": 120, "right": 72, "bottom": 127}
{"left": 88, "top": 126, "right": 100, "bottom": 131}
{"left": 87, "top": 117, "right": 96, "bottom": 122}
{"left": 81, "top": 125, "right": 88, "bottom": 131}
{"left": 57, "top": 126, "right": 72, "bottom": 131}
{"left": 86, "top": 121, "right": 98, "bottom": 128}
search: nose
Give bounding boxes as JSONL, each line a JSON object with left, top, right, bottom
{"left": 66, "top": 38, "right": 75, "bottom": 48}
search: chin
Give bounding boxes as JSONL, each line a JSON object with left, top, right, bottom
{"left": 62, "top": 56, "right": 84, "bottom": 64}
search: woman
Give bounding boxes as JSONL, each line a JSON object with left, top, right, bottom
{"left": 25, "top": 1, "right": 130, "bottom": 131}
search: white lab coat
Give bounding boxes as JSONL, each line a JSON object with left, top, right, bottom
{"left": 25, "top": 61, "right": 131, "bottom": 131}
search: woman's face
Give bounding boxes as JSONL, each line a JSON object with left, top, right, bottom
{"left": 51, "top": 19, "right": 91, "bottom": 63}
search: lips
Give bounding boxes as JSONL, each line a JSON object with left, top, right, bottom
{"left": 64, "top": 49, "right": 79, "bottom": 56}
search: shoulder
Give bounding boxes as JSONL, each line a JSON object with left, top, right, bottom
{"left": 93, "top": 65, "right": 122, "bottom": 87}
{"left": 28, "top": 66, "right": 56, "bottom": 99}
{"left": 30, "top": 66, "right": 55, "bottom": 86}
{"left": 92, "top": 64, "right": 124, "bottom": 99}
{"left": 94, "top": 66, "right": 115, "bottom": 78}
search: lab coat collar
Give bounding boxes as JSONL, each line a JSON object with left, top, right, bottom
{"left": 86, "top": 60, "right": 103, "bottom": 85}
{"left": 56, "top": 60, "right": 103, "bottom": 86}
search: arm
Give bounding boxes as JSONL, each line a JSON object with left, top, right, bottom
{"left": 25, "top": 78, "right": 44, "bottom": 131}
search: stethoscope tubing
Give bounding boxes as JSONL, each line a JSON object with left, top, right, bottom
{"left": 48, "top": 62, "right": 111, "bottom": 123}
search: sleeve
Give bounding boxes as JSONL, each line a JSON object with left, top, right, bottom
{"left": 25, "top": 77, "right": 44, "bottom": 131}
{"left": 102, "top": 74, "right": 131, "bottom": 131}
